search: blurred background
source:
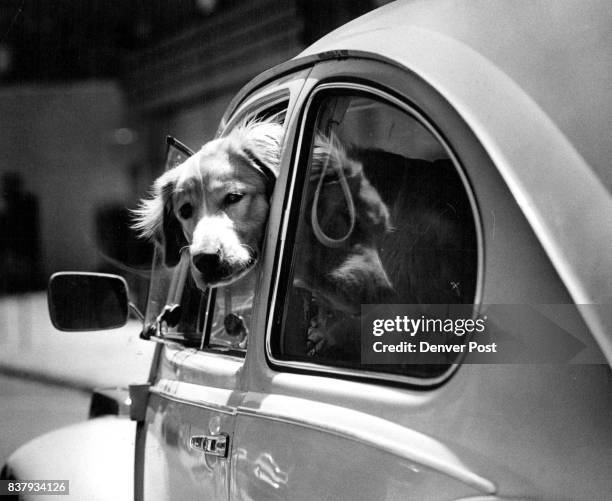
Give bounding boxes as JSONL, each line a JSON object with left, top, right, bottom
{"left": 0, "top": 0, "right": 393, "bottom": 463}
{"left": 0, "top": 0, "right": 393, "bottom": 302}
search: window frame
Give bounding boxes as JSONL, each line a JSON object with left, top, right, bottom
{"left": 143, "top": 96, "right": 293, "bottom": 358}
{"left": 142, "top": 136, "right": 209, "bottom": 348}
{"left": 221, "top": 88, "right": 290, "bottom": 136}
{"left": 265, "top": 81, "right": 484, "bottom": 388}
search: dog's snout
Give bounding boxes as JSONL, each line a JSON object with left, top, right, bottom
{"left": 193, "top": 252, "right": 221, "bottom": 273}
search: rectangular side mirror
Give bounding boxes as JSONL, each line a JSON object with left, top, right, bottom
{"left": 48, "top": 272, "right": 129, "bottom": 331}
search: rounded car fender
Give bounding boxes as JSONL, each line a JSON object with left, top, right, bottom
{"left": 3, "top": 416, "right": 135, "bottom": 501}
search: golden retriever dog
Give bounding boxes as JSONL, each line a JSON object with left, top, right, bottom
{"left": 132, "top": 120, "right": 283, "bottom": 291}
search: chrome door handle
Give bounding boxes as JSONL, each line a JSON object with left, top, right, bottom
{"left": 190, "top": 433, "right": 229, "bottom": 458}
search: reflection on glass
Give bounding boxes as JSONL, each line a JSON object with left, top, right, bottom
{"left": 276, "top": 92, "right": 478, "bottom": 378}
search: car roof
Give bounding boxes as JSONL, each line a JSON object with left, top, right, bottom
{"left": 301, "top": 0, "right": 612, "bottom": 192}
{"left": 297, "top": 0, "right": 612, "bottom": 364}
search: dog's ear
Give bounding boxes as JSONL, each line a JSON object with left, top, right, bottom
{"left": 230, "top": 120, "right": 283, "bottom": 194}
{"left": 243, "top": 120, "right": 283, "bottom": 178}
{"left": 160, "top": 192, "right": 188, "bottom": 268}
{"left": 132, "top": 169, "right": 187, "bottom": 267}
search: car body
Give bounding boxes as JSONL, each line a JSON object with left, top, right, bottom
{"left": 4, "top": 1, "right": 612, "bottom": 500}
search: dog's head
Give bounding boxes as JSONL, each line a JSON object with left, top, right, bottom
{"left": 133, "top": 120, "right": 283, "bottom": 289}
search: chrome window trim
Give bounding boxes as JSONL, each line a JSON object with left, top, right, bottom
{"left": 149, "top": 386, "right": 237, "bottom": 416}
{"left": 221, "top": 88, "right": 290, "bottom": 136}
{"left": 265, "top": 81, "right": 484, "bottom": 388}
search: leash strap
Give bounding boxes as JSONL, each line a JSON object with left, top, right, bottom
{"left": 310, "top": 135, "right": 356, "bottom": 248}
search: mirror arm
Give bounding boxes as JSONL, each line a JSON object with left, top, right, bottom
{"left": 129, "top": 301, "right": 145, "bottom": 322}
{"left": 139, "top": 304, "right": 182, "bottom": 340}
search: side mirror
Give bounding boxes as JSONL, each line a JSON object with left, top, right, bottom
{"left": 48, "top": 272, "right": 129, "bottom": 331}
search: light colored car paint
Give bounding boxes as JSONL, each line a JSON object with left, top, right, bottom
{"left": 5, "top": 1, "right": 612, "bottom": 500}
{"left": 6, "top": 417, "right": 135, "bottom": 501}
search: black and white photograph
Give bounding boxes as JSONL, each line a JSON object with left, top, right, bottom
{"left": 0, "top": 0, "right": 611, "bottom": 499}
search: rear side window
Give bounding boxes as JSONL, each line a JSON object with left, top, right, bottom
{"left": 270, "top": 88, "right": 478, "bottom": 381}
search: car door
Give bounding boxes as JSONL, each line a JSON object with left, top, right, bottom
{"left": 229, "top": 58, "right": 492, "bottom": 501}
{"left": 134, "top": 70, "right": 310, "bottom": 501}
{"left": 228, "top": 57, "right": 612, "bottom": 500}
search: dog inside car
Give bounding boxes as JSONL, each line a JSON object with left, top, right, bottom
{"left": 296, "top": 144, "right": 478, "bottom": 361}
{"left": 133, "top": 121, "right": 397, "bottom": 355}
{"left": 133, "top": 119, "right": 283, "bottom": 292}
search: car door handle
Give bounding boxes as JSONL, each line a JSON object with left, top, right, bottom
{"left": 190, "top": 433, "right": 229, "bottom": 458}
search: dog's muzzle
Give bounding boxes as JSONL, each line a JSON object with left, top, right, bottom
{"left": 192, "top": 252, "right": 230, "bottom": 283}
{"left": 193, "top": 252, "right": 221, "bottom": 273}
{"left": 191, "top": 251, "right": 256, "bottom": 287}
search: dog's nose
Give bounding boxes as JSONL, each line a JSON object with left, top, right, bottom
{"left": 193, "top": 252, "right": 221, "bottom": 273}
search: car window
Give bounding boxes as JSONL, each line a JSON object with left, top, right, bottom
{"left": 144, "top": 103, "right": 287, "bottom": 353}
{"left": 270, "top": 88, "right": 479, "bottom": 381}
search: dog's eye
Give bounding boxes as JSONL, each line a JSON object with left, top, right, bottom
{"left": 224, "top": 193, "right": 244, "bottom": 205}
{"left": 178, "top": 203, "right": 193, "bottom": 219}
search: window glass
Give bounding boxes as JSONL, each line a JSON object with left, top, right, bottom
{"left": 143, "top": 139, "right": 207, "bottom": 346}
{"left": 272, "top": 90, "right": 478, "bottom": 379}
{"left": 207, "top": 272, "right": 255, "bottom": 351}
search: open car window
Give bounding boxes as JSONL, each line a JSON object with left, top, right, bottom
{"left": 144, "top": 104, "right": 288, "bottom": 353}
{"left": 205, "top": 102, "right": 287, "bottom": 353}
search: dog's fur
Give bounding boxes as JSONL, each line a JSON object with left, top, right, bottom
{"left": 133, "top": 120, "right": 283, "bottom": 291}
